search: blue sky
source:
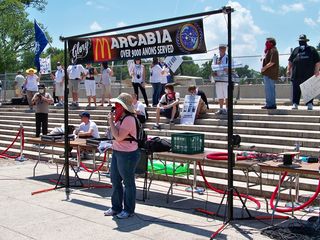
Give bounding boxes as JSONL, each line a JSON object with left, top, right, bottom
{"left": 27, "top": 0, "right": 320, "bottom": 70}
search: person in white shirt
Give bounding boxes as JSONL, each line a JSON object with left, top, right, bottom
{"left": 75, "top": 111, "right": 100, "bottom": 138}
{"left": 150, "top": 57, "right": 165, "bottom": 106}
{"left": 130, "top": 58, "right": 149, "bottom": 106}
{"left": 14, "top": 71, "right": 25, "bottom": 97}
{"left": 159, "top": 58, "right": 169, "bottom": 96}
{"left": 85, "top": 63, "right": 98, "bottom": 108}
{"left": 24, "top": 68, "right": 40, "bottom": 112}
{"left": 67, "top": 63, "right": 86, "bottom": 107}
{"left": 54, "top": 62, "right": 65, "bottom": 107}
{"left": 211, "top": 44, "right": 229, "bottom": 115}
{"left": 99, "top": 61, "right": 113, "bottom": 107}
{"left": 131, "top": 93, "right": 146, "bottom": 123}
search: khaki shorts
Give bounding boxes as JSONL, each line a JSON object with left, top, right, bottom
{"left": 69, "top": 79, "right": 79, "bottom": 93}
{"left": 55, "top": 82, "right": 65, "bottom": 97}
{"left": 101, "top": 84, "right": 111, "bottom": 98}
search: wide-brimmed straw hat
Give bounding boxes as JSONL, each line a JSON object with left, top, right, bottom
{"left": 112, "top": 93, "right": 135, "bottom": 113}
{"left": 26, "top": 68, "right": 37, "bottom": 74}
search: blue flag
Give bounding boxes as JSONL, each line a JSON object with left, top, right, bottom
{"left": 34, "top": 20, "right": 48, "bottom": 71}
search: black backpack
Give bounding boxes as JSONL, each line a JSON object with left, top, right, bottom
{"left": 145, "top": 137, "right": 171, "bottom": 152}
{"left": 120, "top": 114, "right": 147, "bottom": 149}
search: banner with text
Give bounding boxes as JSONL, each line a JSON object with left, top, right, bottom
{"left": 68, "top": 19, "right": 206, "bottom": 64}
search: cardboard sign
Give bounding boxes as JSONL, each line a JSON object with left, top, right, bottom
{"left": 164, "top": 56, "right": 183, "bottom": 73}
{"left": 39, "top": 56, "right": 51, "bottom": 74}
{"left": 180, "top": 95, "right": 200, "bottom": 125}
{"left": 300, "top": 75, "right": 320, "bottom": 103}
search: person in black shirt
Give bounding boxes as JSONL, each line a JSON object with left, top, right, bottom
{"left": 287, "top": 34, "right": 320, "bottom": 110}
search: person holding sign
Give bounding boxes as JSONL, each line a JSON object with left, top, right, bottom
{"left": 188, "top": 85, "right": 209, "bottom": 118}
{"left": 130, "top": 58, "right": 149, "bottom": 106}
{"left": 153, "top": 83, "right": 180, "bottom": 129}
{"left": 211, "top": 44, "right": 229, "bottom": 115}
{"left": 261, "top": 37, "right": 279, "bottom": 110}
{"left": 287, "top": 34, "right": 320, "bottom": 110}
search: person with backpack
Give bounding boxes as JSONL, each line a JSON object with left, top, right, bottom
{"left": 104, "top": 93, "right": 141, "bottom": 219}
{"left": 153, "top": 83, "right": 180, "bottom": 129}
{"left": 131, "top": 93, "right": 148, "bottom": 123}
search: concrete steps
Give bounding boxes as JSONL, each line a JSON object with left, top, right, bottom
{"left": 1, "top": 103, "right": 320, "bottom": 202}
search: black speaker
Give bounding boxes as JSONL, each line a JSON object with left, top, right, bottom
{"left": 283, "top": 154, "right": 293, "bottom": 165}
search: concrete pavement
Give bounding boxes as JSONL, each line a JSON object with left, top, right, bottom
{"left": 0, "top": 158, "right": 316, "bottom": 240}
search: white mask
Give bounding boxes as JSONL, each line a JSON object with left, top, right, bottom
{"left": 39, "top": 89, "right": 45, "bottom": 94}
{"left": 57, "top": 66, "right": 62, "bottom": 70}
{"left": 165, "top": 89, "right": 169, "bottom": 94}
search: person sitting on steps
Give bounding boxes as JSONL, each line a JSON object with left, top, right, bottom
{"left": 153, "top": 83, "right": 180, "bottom": 129}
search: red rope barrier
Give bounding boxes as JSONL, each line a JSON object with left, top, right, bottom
{"left": 79, "top": 151, "right": 108, "bottom": 173}
{"left": 198, "top": 162, "right": 261, "bottom": 210}
{"left": 270, "top": 172, "right": 320, "bottom": 213}
{"left": 0, "top": 127, "right": 24, "bottom": 159}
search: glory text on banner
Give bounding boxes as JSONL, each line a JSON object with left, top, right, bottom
{"left": 68, "top": 19, "right": 206, "bottom": 64}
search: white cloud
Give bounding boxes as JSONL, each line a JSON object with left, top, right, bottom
{"left": 86, "top": 1, "right": 92, "bottom": 5}
{"left": 304, "top": 17, "right": 317, "bottom": 27}
{"left": 280, "top": 3, "right": 304, "bottom": 14}
{"left": 90, "top": 21, "right": 102, "bottom": 31}
{"left": 204, "top": 6, "right": 213, "bottom": 12}
{"left": 197, "top": 1, "right": 263, "bottom": 63}
{"left": 317, "top": 11, "right": 320, "bottom": 22}
{"left": 261, "top": 5, "right": 275, "bottom": 13}
{"left": 117, "top": 21, "right": 127, "bottom": 28}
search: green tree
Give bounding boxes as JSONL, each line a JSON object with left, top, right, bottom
{"left": 200, "top": 60, "right": 213, "bottom": 80}
{"left": 19, "top": 0, "right": 47, "bottom": 11}
{"left": 176, "top": 56, "right": 201, "bottom": 77}
{"left": 0, "top": 0, "right": 49, "bottom": 73}
{"left": 317, "top": 42, "right": 320, "bottom": 51}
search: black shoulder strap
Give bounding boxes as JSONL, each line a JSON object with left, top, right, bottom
{"left": 120, "top": 114, "right": 139, "bottom": 142}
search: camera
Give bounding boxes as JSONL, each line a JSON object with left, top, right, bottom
{"left": 137, "top": 74, "right": 141, "bottom": 79}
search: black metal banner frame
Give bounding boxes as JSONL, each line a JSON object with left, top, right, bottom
{"left": 60, "top": 5, "right": 236, "bottom": 235}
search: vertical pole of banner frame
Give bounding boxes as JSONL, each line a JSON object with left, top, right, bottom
{"left": 63, "top": 39, "right": 70, "bottom": 200}
{"left": 226, "top": 6, "right": 234, "bottom": 222}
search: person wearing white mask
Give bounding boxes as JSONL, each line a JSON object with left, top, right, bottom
{"left": 32, "top": 84, "right": 54, "bottom": 137}
{"left": 54, "top": 62, "right": 65, "bottom": 107}
{"left": 130, "top": 58, "right": 149, "bottom": 106}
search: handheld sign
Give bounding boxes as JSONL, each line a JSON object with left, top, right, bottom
{"left": 180, "top": 95, "right": 200, "bottom": 125}
{"left": 164, "top": 56, "right": 183, "bottom": 73}
{"left": 300, "top": 75, "right": 320, "bottom": 104}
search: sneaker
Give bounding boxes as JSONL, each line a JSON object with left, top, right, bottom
{"left": 104, "top": 208, "right": 118, "bottom": 216}
{"left": 292, "top": 104, "right": 298, "bottom": 110}
{"left": 116, "top": 210, "right": 133, "bottom": 219}
{"left": 152, "top": 124, "right": 160, "bottom": 130}
{"left": 307, "top": 103, "right": 313, "bottom": 110}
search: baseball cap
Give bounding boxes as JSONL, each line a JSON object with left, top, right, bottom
{"left": 79, "top": 111, "right": 90, "bottom": 118}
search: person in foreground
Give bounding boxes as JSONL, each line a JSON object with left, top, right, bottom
{"left": 153, "top": 83, "right": 180, "bottom": 129}
{"left": 104, "top": 93, "right": 141, "bottom": 219}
